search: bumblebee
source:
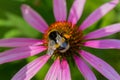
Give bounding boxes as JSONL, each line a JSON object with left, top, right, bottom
{"left": 47, "top": 30, "right": 70, "bottom": 55}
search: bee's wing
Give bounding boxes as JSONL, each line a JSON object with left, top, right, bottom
{"left": 47, "top": 48, "right": 54, "bottom": 55}
{"left": 56, "top": 34, "right": 65, "bottom": 45}
{"left": 47, "top": 40, "right": 57, "bottom": 55}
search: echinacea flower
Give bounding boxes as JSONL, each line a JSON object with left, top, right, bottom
{"left": 0, "top": 0, "right": 120, "bottom": 80}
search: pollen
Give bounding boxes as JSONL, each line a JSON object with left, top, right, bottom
{"left": 43, "top": 21, "right": 83, "bottom": 58}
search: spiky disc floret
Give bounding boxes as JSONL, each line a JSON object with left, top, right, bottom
{"left": 44, "top": 22, "right": 83, "bottom": 59}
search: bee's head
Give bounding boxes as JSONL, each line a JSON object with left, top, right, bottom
{"left": 49, "top": 31, "right": 58, "bottom": 40}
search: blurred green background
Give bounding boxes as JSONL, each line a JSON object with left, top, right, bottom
{"left": 0, "top": 0, "right": 120, "bottom": 80}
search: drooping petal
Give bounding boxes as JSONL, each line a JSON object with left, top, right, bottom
{"left": 12, "top": 54, "right": 50, "bottom": 80}
{"left": 53, "top": 0, "right": 67, "bottom": 21}
{"left": 0, "top": 46, "right": 46, "bottom": 64}
{"left": 80, "top": 50, "right": 120, "bottom": 80}
{"left": 68, "top": 0, "right": 86, "bottom": 24}
{"left": 58, "top": 68, "right": 62, "bottom": 80}
{"left": 84, "top": 39, "right": 120, "bottom": 49}
{"left": 58, "top": 59, "right": 71, "bottom": 80}
{"left": 84, "top": 24, "right": 120, "bottom": 40}
{"left": 21, "top": 4, "right": 48, "bottom": 33}
{"left": 74, "top": 55, "right": 97, "bottom": 80}
{"left": 45, "top": 58, "right": 60, "bottom": 80}
{"left": 80, "top": 0, "right": 119, "bottom": 30}
{"left": 0, "top": 38, "right": 43, "bottom": 47}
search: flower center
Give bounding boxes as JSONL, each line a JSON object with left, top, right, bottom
{"left": 44, "top": 22, "right": 83, "bottom": 58}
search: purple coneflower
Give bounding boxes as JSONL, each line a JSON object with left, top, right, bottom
{"left": 0, "top": 0, "right": 120, "bottom": 80}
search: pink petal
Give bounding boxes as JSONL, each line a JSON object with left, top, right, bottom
{"left": 0, "top": 38, "right": 43, "bottom": 47}
{"left": 0, "top": 46, "right": 46, "bottom": 64}
{"left": 80, "top": 50, "right": 120, "bottom": 80}
{"left": 58, "top": 59, "right": 71, "bottom": 80}
{"left": 57, "top": 66, "right": 63, "bottom": 80}
{"left": 84, "top": 39, "right": 120, "bottom": 49}
{"left": 84, "top": 24, "right": 120, "bottom": 40}
{"left": 74, "top": 55, "right": 97, "bottom": 80}
{"left": 12, "top": 54, "right": 50, "bottom": 80}
{"left": 68, "top": 0, "right": 86, "bottom": 24}
{"left": 21, "top": 4, "right": 48, "bottom": 33}
{"left": 53, "top": 0, "right": 67, "bottom": 21}
{"left": 80, "top": 0, "right": 119, "bottom": 30}
{"left": 45, "top": 58, "right": 60, "bottom": 80}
